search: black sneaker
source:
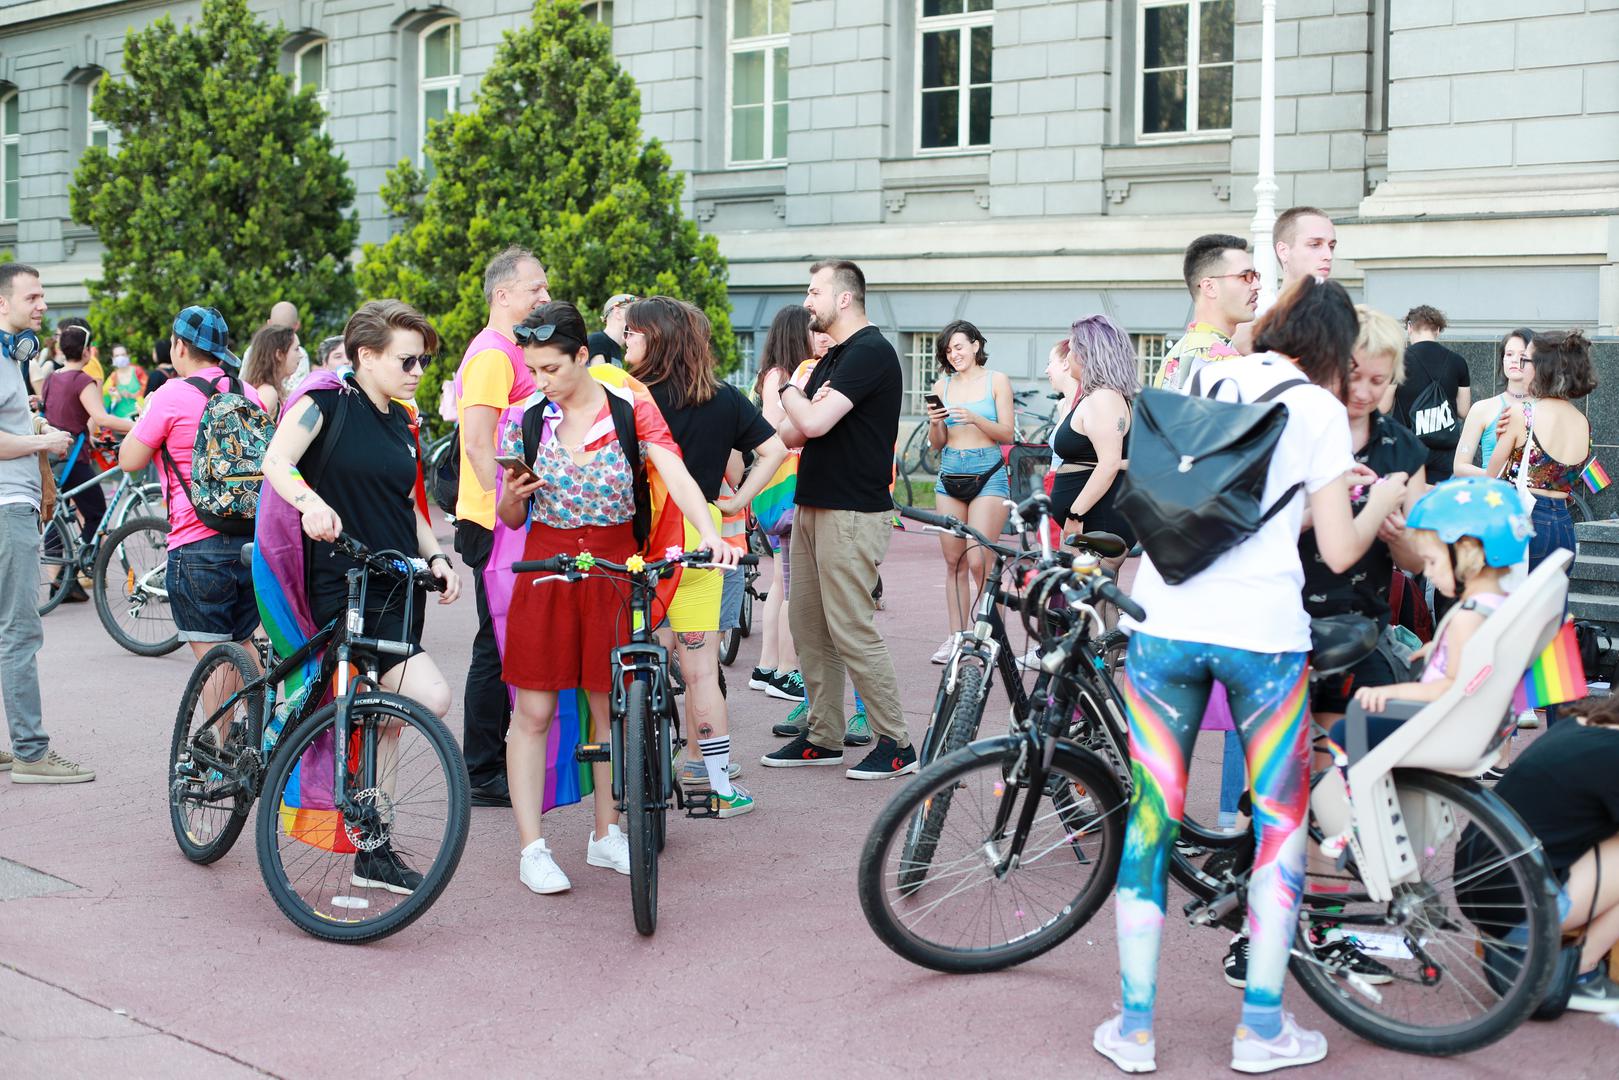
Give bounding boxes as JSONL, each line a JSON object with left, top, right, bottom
{"left": 1224, "top": 934, "right": 1248, "bottom": 988}
{"left": 748, "top": 666, "right": 776, "bottom": 691}
{"left": 1313, "top": 936, "right": 1394, "bottom": 985}
{"left": 1481, "top": 767, "right": 1508, "bottom": 784}
{"left": 767, "top": 669, "right": 806, "bottom": 702}
{"left": 1567, "top": 968, "right": 1619, "bottom": 1013}
{"left": 351, "top": 843, "right": 424, "bottom": 895}
{"left": 469, "top": 774, "right": 512, "bottom": 807}
{"left": 760, "top": 733, "right": 844, "bottom": 768}
{"left": 1175, "top": 838, "right": 1208, "bottom": 858}
{"left": 846, "top": 736, "right": 917, "bottom": 780}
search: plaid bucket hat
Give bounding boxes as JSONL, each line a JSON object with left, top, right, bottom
{"left": 172, "top": 305, "right": 241, "bottom": 369}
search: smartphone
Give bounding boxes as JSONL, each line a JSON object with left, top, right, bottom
{"left": 495, "top": 454, "right": 538, "bottom": 481}
{"left": 923, "top": 393, "right": 946, "bottom": 413}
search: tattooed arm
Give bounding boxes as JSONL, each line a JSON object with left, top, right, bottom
{"left": 262, "top": 397, "right": 343, "bottom": 541}
{"left": 1063, "top": 388, "right": 1130, "bottom": 525}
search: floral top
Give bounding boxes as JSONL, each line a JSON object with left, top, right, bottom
{"left": 1155, "top": 321, "right": 1242, "bottom": 391}
{"left": 518, "top": 388, "right": 680, "bottom": 531}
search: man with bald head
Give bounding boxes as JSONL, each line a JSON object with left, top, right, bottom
{"left": 267, "top": 301, "right": 307, "bottom": 380}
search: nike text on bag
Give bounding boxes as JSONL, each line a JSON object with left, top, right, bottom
{"left": 1115, "top": 376, "right": 1307, "bottom": 586}
{"left": 162, "top": 376, "right": 274, "bottom": 536}
{"left": 1401, "top": 380, "right": 1461, "bottom": 450}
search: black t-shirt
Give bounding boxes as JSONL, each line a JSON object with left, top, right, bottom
{"left": 1300, "top": 412, "right": 1427, "bottom": 626}
{"left": 302, "top": 388, "right": 422, "bottom": 619}
{"left": 587, "top": 332, "right": 623, "bottom": 366}
{"left": 795, "top": 326, "right": 902, "bottom": 513}
{"left": 1491, "top": 722, "right": 1619, "bottom": 874}
{"left": 647, "top": 381, "right": 773, "bottom": 502}
{"left": 1394, "top": 341, "right": 1471, "bottom": 482}
{"left": 145, "top": 365, "right": 169, "bottom": 396}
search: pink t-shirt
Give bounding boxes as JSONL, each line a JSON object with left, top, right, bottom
{"left": 131, "top": 368, "right": 265, "bottom": 549}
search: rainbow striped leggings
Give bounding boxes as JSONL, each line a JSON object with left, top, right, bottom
{"left": 1115, "top": 632, "right": 1311, "bottom": 1032}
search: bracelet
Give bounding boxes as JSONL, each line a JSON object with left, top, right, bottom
{"left": 428, "top": 553, "right": 452, "bottom": 570}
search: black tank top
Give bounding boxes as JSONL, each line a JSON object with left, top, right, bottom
{"left": 1052, "top": 398, "right": 1131, "bottom": 466}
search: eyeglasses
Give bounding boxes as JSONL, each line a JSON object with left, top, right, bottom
{"left": 513, "top": 323, "right": 560, "bottom": 346}
{"left": 624, "top": 329, "right": 645, "bottom": 340}
{"left": 398, "top": 354, "right": 430, "bottom": 373}
{"left": 1207, "top": 270, "right": 1262, "bottom": 286}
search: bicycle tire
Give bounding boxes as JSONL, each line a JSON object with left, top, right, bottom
{"left": 111, "top": 480, "right": 164, "bottom": 529}
{"left": 37, "top": 514, "right": 77, "bottom": 616}
{"left": 859, "top": 736, "right": 1126, "bottom": 974}
{"left": 169, "top": 643, "right": 264, "bottom": 864}
{"left": 898, "top": 664, "right": 988, "bottom": 891}
{"left": 738, "top": 576, "right": 754, "bottom": 637}
{"left": 1288, "top": 769, "right": 1561, "bottom": 1056}
{"left": 624, "top": 680, "right": 660, "bottom": 935}
{"left": 719, "top": 625, "right": 741, "bottom": 667}
{"left": 93, "top": 515, "right": 180, "bottom": 656}
{"left": 255, "top": 694, "right": 470, "bottom": 944}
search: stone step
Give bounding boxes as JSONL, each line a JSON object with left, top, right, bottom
{"left": 1569, "top": 591, "right": 1619, "bottom": 626}
{"left": 1570, "top": 554, "right": 1619, "bottom": 585}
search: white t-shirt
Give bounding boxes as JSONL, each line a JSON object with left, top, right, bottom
{"left": 1122, "top": 353, "right": 1354, "bottom": 654}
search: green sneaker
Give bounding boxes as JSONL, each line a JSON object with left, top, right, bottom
{"left": 712, "top": 783, "right": 755, "bottom": 819}
{"left": 844, "top": 708, "right": 872, "bottom": 747}
{"left": 772, "top": 700, "right": 809, "bottom": 738}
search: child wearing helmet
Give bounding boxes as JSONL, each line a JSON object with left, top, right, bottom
{"left": 1338, "top": 475, "right": 1531, "bottom": 739}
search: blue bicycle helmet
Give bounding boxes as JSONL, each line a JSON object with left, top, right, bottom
{"left": 1405, "top": 477, "right": 1532, "bottom": 568}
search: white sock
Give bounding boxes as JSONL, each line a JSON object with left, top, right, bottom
{"left": 699, "top": 736, "right": 734, "bottom": 797}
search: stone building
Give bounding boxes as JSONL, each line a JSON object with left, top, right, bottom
{"left": 2, "top": 0, "right": 1615, "bottom": 416}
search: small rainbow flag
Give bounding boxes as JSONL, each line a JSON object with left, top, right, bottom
{"left": 1582, "top": 458, "right": 1611, "bottom": 494}
{"left": 1515, "top": 618, "right": 1588, "bottom": 710}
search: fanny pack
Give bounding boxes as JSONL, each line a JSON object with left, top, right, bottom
{"left": 939, "top": 458, "right": 1004, "bottom": 502}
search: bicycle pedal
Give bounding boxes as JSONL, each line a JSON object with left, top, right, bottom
{"left": 683, "top": 792, "right": 719, "bottom": 819}
{"left": 573, "top": 742, "right": 612, "bottom": 764}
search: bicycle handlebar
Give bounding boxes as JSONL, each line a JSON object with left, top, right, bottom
{"left": 1096, "top": 579, "right": 1146, "bottom": 622}
{"left": 333, "top": 533, "right": 448, "bottom": 593}
{"left": 510, "top": 549, "right": 759, "bottom": 577}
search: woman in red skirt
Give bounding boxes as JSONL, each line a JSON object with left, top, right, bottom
{"left": 496, "top": 301, "right": 735, "bottom": 896}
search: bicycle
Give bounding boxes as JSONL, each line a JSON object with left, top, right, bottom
{"left": 167, "top": 534, "right": 469, "bottom": 944}
{"left": 720, "top": 517, "right": 770, "bottom": 667}
{"left": 510, "top": 547, "right": 759, "bottom": 937}
{"left": 859, "top": 565, "right": 1562, "bottom": 1056}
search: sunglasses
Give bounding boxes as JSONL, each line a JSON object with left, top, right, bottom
{"left": 1208, "top": 270, "right": 1262, "bottom": 286}
{"left": 513, "top": 323, "right": 560, "bottom": 346}
{"left": 398, "top": 354, "right": 431, "bottom": 373}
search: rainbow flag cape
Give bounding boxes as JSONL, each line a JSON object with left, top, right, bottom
{"left": 751, "top": 454, "right": 797, "bottom": 534}
{"left": 1583, "top": 458, "right": 1610, "bottom": 494}
{"left": 484, "top": 365, "right": 687, "bottom": 810}
{"left": 1514, "top": 618, "right": 1587, "bottom": 711}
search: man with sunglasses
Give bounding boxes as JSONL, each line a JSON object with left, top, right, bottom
{"left": 454, "top": 245, "right": 549, "bottom": 808}
{"left": 588, "top": 293, "right": 634, "bottom": 366}
{"left": 1155, "top": 234, "right": 1259, "bottom": 391}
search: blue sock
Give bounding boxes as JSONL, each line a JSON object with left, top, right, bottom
{"left": 1120, "top": 1006, "right": 1153, "bottom": 1037}
{"left": 1241, "top": 1003, "right": 1282, "bottom": 1040}
{"left": 853, "top": 689, "right": 865, "bottom": 711}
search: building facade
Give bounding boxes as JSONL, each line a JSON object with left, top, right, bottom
{"left": 2, "top": 0, "right": 1616, "bottom": 413}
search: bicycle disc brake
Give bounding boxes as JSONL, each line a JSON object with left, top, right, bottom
{"left": 342, "top": 788, "right": 396, "bottom": 852}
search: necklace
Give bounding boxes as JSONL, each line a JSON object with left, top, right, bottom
{"left": 1505, "top": 389, "right": 1529, "bottom": 401}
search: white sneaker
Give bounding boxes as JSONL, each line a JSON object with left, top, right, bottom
{"left": 587, "top": 822, "right": 632, "bottom": 875}
{"left": 1516, "top": 709, "right": 1543, "bottom": 730}
{"left": 1230, "top": 1012, "right": 1327, "bottom": 1073}
{"left": 519, "top": 839, "right": 571, "bottom": 895}
{"left": 930, "top": 637, "right": 956, "bottom": 664}
{"left": 1092, "top": 1014, "right": 1155, "bottom": 1073}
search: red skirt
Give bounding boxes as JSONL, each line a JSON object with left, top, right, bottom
{"left": 503, "top": 520, "right": 639, "bottom": 693}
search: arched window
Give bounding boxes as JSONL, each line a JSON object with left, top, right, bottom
{"left": 1, "top": 88, "right": 19, "bottom": 222}
{"left": 582, "top": 1, "right": 615, "bottom": 27}
{"left": 85, "top": 70, "right": 111, "bottom": 152}
{"left": 295, "top": 39, "right": 330, "bottom": 124}
{"left": 418, "top": 18, "right": 461, "bottom": 174}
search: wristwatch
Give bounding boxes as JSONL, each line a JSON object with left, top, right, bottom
{"left": 428, "top": 553, "right": 452, "bottom": 571}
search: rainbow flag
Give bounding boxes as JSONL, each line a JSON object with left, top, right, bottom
{"left": 1515, "top": 618, "right": 1587, "bottom": 710}
{"left": 750, "top": 454, "right": 797, "bottom": 534}
{"left": 1583, "top": 458, "right": 1611, "bottom": 494}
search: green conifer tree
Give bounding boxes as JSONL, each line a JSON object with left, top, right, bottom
{"left": 69, "top": 0, "right": 357, "bottom": 348}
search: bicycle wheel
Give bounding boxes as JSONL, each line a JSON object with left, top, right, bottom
{"left": 623, "top": 680, "right": 660, "bottom": 935}
{"left": 169, "top": 643, "right": 264, "bottom": 864}
{"left": 255, "top": 694, "right": 470, "bottom": 944}
{"left": 738, "top": 575, "right": 754, "bottom": 637}
{"left": 1288, "top": 769, "right": 1561, "bottom": 1056}
{"left": 93, "top": 515, "right": 180, "bottom": 656}
{"left": 111, "top": 480, "right": 164, "bottom": 529}
{"left": 37, "top": 514, "right": 77, "bottom": 616}
{"left": 859, "top": 736, "right": 1127, "bottom": 974}
{"left": 899, "top": 664, "right": 989, "bottom": 890}
{"left": 719, "top": 626, "right": 741, "bottom": 667}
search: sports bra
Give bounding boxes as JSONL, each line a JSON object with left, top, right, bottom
{"left": 942, "top": 373, "right": 998, "bottom": 427}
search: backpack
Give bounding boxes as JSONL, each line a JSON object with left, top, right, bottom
{"left": 1396, "top": 351, "right": 1462, "bottom": 451}
{"left": 431, "top": 427, "right": 461, "bottom": 517}
{"left": 160, "top": 376, "right": 274, "bottom": 536}
{"left": 520, "top": 390, "right": 651, "bottom": 547}
{"left": 1115, "top": 370, "right": 1308, "bottom": 585}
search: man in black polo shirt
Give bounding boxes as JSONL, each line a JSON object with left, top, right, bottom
{"left": 761, "top": 260, "right": 915, "bottom": 779}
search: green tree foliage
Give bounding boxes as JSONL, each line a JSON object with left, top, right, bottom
{"left": 358, "top": 0, "right": 732, "bottom": 408}
{"left": 69, "top": 0, "right": 357, "bottom": 350}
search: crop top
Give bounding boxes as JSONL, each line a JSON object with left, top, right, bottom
{"left": 942, "top": 373, "right": 998, "bottom": 427}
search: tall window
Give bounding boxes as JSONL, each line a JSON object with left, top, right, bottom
{"left": 1138, "top": 0, "right": 1234, "bottom": 138}
{"left": 917, "top": 0, "right": 993, "bottom": 152}
{"left": 418, "top": 18, "right": 461, "bottom": 174}
{"left": 1, "top": 91, "right": 18, "bottom": 223}
{"left": 296, "top": 40, "right": 330, "bottom": 124}
{"left": 582, "top": 1, "right": 615, "bottom": 26}
{"left": 726, "top": 332, "right": 758, "bottom": 390}
{"left": 1133, "top": 333, "right": 1169, "bottom": 385}
{"left": 728, "top": 0, "right": 789, "bottom": 164}
{"left": 904, "top": 332, "right": 941, "bottom": 415}
{"left": 86, "top": 75, "right": 110, "bottom": 152}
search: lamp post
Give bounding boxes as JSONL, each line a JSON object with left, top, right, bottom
{"left": 1251, "top": 0, "right": 1279, "bottom": 307}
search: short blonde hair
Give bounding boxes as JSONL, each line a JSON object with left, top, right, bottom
{"left": 1354, "top": 304, "right": 1407, "bottom": 385}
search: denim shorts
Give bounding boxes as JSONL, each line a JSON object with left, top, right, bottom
{"left": 168, "top": 533, "right": 260, "bottom": 643}
{"left": 719, "top": 561, "right": 745, "bottom": 631}
{"left": 934, "top": 444, "right": 1011, "bottom": 500}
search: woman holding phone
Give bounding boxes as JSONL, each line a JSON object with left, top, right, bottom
{"left": 923, "top": 319, "right": 1015, "bottom": 664}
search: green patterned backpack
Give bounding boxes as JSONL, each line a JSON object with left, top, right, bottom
{"left": 160, "top": 376, "right": 275, "bottom": 535}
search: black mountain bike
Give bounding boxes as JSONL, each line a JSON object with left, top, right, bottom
{"left": 168, "top": 534, "right": 470, "bottom": 944}
{"left": 511, "top": 547, "right": 758, "bottom": 936}
{"left": 720, "top": 519, "right": 769, "bottom": 667}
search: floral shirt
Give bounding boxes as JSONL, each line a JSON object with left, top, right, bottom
{"left": 1155, "top": 321, "right": 1242, "bottom": 391}
{"left": 519, "top": 388, "right": 679, "bottom": 530}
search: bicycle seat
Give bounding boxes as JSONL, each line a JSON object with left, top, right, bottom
{"left": 1309, "top": 615, "right": 1379, "bottom": 676}
{"left": 239, "top": 542, "right": 255, "bottom": 567}
{"left": 1064, "top": 531, "right": 1128, "bottom": 559}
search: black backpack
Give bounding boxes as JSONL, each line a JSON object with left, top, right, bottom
{"left": 1396, "top": 350, "right": 1462, "bottom": 451}
{"left": 519, "top": 391, "right": 651, "bottom": 547}
{"left": 1115, "top": 370, "right": 1308, "bottom": 585}
{"left": 430, "top": 427, "right": 461, "bottom": 517}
